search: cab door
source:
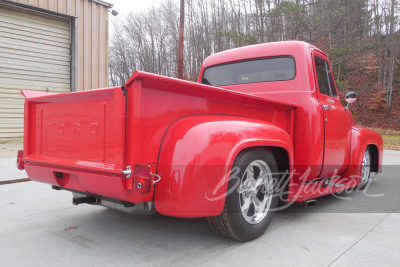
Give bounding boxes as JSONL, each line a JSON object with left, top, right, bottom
{"left": 313, "top": 52, "right": 352, "bottom": 177}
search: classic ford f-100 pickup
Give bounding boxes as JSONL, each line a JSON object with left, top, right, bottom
{"left": 18, "top": 41, "right": 383, "bottom": 241}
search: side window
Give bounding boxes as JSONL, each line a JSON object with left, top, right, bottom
{"left": 314, "top": 56, "right": 337, "bottom": 97}
{"left": 327, "top": 67, "right": 337, "bottom": 97}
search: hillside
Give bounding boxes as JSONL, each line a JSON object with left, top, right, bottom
{"left": 337, "top": 51, "right": 399, "bottom": 131}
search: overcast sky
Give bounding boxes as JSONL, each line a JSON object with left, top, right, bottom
{"left": 107, "top": 0, "right": 180, "bottom": 38}
{"left": 108, "top": 0, "right": 162, "bottom": 16}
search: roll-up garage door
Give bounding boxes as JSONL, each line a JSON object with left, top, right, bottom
{"left": 0, "top": 4, "right": 71, "bottom": 142}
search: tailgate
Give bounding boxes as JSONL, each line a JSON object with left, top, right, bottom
{"left": 22, "top": 87, "right": 126, "bottom": 175}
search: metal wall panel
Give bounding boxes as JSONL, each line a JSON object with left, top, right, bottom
{"left": 0, "top": 0, "right": 111, "bottom": 142}
{"left": 10, "top": 0, "right": 111, "bottom": 91}
{"left": 0, "top": 5, "right": 71, "bottom": 142}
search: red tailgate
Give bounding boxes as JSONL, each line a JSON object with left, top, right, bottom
{"left": 22, "top": 87, "right": 126, "bottom": 177}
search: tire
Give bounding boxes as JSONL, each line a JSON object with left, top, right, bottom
{"left": 207, "top": 148, "right": 279, "bottom": 241}
{"left": 358, "top": 147, "right": 371, "bottom": 190}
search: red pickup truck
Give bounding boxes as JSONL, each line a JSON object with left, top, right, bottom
{"left": 18, "top": 41, "right": 382, "bottom": 241}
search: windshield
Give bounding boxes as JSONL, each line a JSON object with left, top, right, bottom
{"left": 202, "top": 57, "right": 295, "bottom": 86}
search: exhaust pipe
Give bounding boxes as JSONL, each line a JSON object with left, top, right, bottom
{"left": 72, "top": 196, "right": 100, "bottom": 205}
{"left": 298, "top": 199, "right": 316, "bottom": 208}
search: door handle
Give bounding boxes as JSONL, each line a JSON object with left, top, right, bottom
{"left": 322, "top": 105, "right": 335, "bottom": 110}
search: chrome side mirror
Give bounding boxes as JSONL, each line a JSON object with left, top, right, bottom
{"left": 345, "top": 91, "right": 357, "bottom": 109}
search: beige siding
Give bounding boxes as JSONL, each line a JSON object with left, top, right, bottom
{"left": 0, "top": 4, "right": 71, "bottom": 141}
{"left": 0, "top": 0, "right": 110, "bottom": 142}
{"left": 8, "top": 0, "right": 110, "bottom": 90}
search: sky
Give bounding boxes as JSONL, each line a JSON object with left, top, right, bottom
{"left": 107, "top": 0, "right": 156, "bottom": 37}
{"left": 107, "top": 0, "right": 173, "bottom": 36}
{"left": 107, "top": 0, "right": 162, "bottom": 16}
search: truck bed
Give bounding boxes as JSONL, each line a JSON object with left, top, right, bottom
{"left": 21, "top": 71, "right": 297, "bottom": 204}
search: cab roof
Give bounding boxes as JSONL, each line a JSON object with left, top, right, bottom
{"left": 202, "top": 41, "right": 324, "bottom": 68}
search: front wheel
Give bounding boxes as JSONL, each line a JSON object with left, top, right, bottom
{"left": 207, "top": 148, "right": 279, "bottom": 241}
{"left": 358, "top": 147, "right": 371, "bottom": 190}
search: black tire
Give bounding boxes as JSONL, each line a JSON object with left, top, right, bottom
{"left": 207, "top": 148, "right": 279, "bottom": 241}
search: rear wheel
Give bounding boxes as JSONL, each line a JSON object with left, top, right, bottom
{"left": 207, "top": 148, "right": 279, "bottom": 241}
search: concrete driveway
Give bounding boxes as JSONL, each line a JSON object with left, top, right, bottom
{"left": 1, "top": 150, "right": 399, "bottom": 266}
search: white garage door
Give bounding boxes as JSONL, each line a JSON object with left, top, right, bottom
{"left": 0, "top": 4, "right": 71, "bottom": 142}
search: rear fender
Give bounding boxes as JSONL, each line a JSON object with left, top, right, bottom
{"left": 155, "top": 115, "right": 293, "bottom": 217}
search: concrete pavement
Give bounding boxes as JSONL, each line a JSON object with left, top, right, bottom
{"left": 0, "top": 157, "right": 27, "bottom": 181}
{"left": 0, "top": 142, "right": 26, "bottom": 182}
{"left": 0, "top": 150, "right": 399, "bottom": 266}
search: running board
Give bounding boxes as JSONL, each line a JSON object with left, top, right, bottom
{"left": 288, "top": 176, "right": 359, "bottom": 202}
{"left": 322, "top": 179, "right": 345, "bottom": 188}
{"left": 297, "top": 199, "right": 316, "bottom": 208}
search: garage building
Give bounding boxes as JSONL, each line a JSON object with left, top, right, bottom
{"left": 0, "top": 0, "right": 112, "bottom": 142}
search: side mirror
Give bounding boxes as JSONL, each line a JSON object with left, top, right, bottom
{"left": 345, "top": 91, "right": 357, "bottom": 109}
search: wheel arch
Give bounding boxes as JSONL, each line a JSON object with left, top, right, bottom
{"left": 342, "top": 127, "right": 383, "bottom": 181}
{"left": 233, "top": 146, "right": 291, "bottom": 202}
{"left": 367, "top": 144, "right": 379, "bottom": 173}
{"left": 154, "top": 115, "right": 293, "bottom": 217}
{"left": 353, "top": 126, "right": 383, "bottom": 173}
{"left": 233, "top": 145, "right": 291, "bottom": 180}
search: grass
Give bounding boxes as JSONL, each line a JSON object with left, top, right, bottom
{"left": 382, "top": 135, "right": 400, "bottom": 151}
{"left": 359, "top": 127, "right": 400, "bottom": 151}
{"left": 371, "top": 128, "right": 400, "bottom": 136}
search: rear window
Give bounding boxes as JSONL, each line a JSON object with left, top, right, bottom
{"left": 202, "top": 56, "right": 295, "bottom": 86}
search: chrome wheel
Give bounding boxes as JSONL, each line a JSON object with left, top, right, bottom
{"left": 238, "top": 160, "right": 273, "bottom": 224}
{"left": 207, "top": 148, "right": 279, "bottom": 241}
{"left": 361, "top": 148, "right": 371, "bottom": 183}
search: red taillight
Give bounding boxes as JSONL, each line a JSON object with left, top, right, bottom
{"left": 17, "top": 150, "right": 25, "bottom": 170}
{"left": 133, "top": 164, "right": 152, "bottom": 194}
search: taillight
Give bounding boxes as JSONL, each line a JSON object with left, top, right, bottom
{"left": 17, "top": 150, "right": 25, "bottom": 170}
{"left": 133, "top": 164, "right": 152, "bottom": 194}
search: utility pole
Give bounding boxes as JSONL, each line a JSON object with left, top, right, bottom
{"left": 177, "top": 0, "right": 185, "bottom": 79}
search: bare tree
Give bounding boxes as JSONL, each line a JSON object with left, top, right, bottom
{"left": 108, "top": 0, "right": 399, "bottom": 112}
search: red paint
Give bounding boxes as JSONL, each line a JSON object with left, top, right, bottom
{"left": 20, "top": 41, "right": 382, "bottom": 217}
{"left": 17, "top": 150, "right": 24, "bottom": 170}
{"left": 155, "top": 115, "right": 293, "bottom": 217}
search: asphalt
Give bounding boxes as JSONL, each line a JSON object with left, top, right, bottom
{"left": 0, "top": 150, "right": 399, "bottom": 266}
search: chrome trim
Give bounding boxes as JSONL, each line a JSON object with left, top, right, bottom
{"left": 361, "top": 149, "right": 371, "bottom": 183}
{"left": 238, "top": 160, "right": 273, "bottom": 225}
{"left": 122, "top": 166, "right": 132, "bottom": 179}
{"left": 151, "top": 173, "right": 162, "bottom": 184}
{"left": 322, "top": 104, "right": 335, "bottom": 110}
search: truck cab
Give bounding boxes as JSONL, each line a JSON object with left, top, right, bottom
{"left": 199, "top": 41, "right": 381, "bottom": 182}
